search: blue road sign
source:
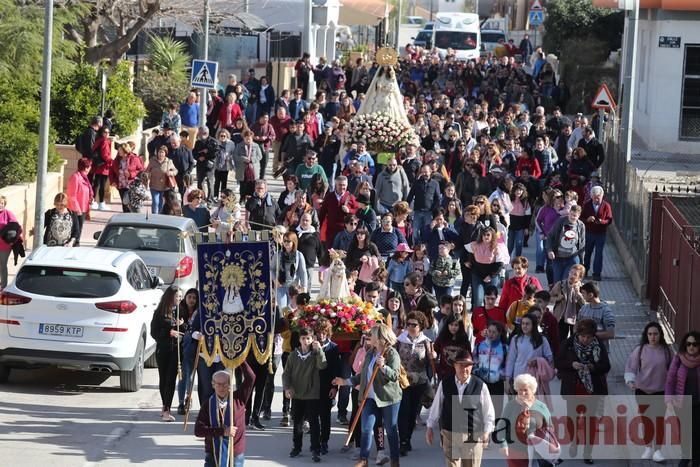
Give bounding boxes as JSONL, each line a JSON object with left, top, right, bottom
{"left": 190, "top": 59, "right": 218, "bottom": 89}
{"left": 529, "top": 10, "right": 544, "bottom": 27}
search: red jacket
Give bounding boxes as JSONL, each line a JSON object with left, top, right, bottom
{"left": 318, "top": 190, "right": 358, "bottom": 248}
{"left": 581, "top": 199, "right": 613, "bottom": 235}
{"left": 516, "top": 156, "right": 541, "bottom": 179}
{"left": 91, "top": 136, "right": 113, "bottom": 176}
{"left": 194, "top": 361, "right": 254, "bottom": 456}
{"left": 270, "top": 115, "right": 291, "bottom": 143}
{"left": 218, "top": 102, "right": 243, "bottom": 128}
{"left": 471, "top": 305, "right": 507, "bottom": 347}
{"left": 108, "top": 153, "right": 144, "bottom": 187}
{"left": 498, "top": 274, "right": 543, "bottom": 311}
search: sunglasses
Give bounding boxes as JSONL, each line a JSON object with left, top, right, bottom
{"left": 687, "top": 341, "right": 699, "bottom": 347}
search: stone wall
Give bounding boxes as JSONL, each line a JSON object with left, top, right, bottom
{"left": 0, "top": 163, "right": 66, "bottom": 247}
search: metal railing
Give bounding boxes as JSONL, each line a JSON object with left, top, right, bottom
{"left": 600, "top": 112, "right": 652, "bottom": 283}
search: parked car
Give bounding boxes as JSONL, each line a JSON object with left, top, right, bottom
{"left": 0, "top": 246, "right": 163, "bottom": 391}
{"left": 480, "top": 29, "right": 507, "bottom": 55}
{"left": 405, "top": 16, "right": 426, "bottom": 26}
{"left": 413, "top": 22, "right": 434, "bottom": 49}
{"left": 93, "top": 213, "right": 200, "bottom": 292}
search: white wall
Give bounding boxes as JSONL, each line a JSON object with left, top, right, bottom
{"left": 635, "top": 12, "right": 700, "bottom": 153}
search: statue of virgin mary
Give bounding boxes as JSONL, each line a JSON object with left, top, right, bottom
{"left": 356, "top": 48, "right": 409, "bottom": 126}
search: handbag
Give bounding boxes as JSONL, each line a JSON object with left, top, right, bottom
{"left": 244, "top": 162, "right": 256, "bottom": 181}
{"left": 529, "top": 421, "right": 561, "bottom": 466}
{"left": 421, "top": 341, "right": 438, "bottom": 408}
{"left": 358, "top": 255, "right": 380, "bottom": 283}
{"left": 166, "top": 175, "right": 177, "bottom": 190}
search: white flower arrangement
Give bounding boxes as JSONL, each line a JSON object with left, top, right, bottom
{"left": 346, "top": 111, "right": 418, "bottom": 151}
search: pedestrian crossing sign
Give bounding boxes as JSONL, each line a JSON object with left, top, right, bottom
{"left": 529, "top": 10, "right": 544, "bottom": 27}
{"left": 190, "top": 59, "right": 218, "bottom": 89}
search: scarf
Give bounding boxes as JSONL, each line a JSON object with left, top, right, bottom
{"left": 573, "top": 335, "right": 602, "bottom": 394}
{"left": 80, "top": 171, "right": 95, "bottom": 199}
{"left": 679, "top": 352, "right": 700, "bottom": 369}
{"left": 208, "top": 395, "right": 232, "bottom": 467}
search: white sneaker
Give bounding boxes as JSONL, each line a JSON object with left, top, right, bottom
{"left": 98, "top": 202, "right": 108, "bottom": 211}
{"left": 90, "top": 201, "right": 98, "bottom": 210}
{"left": 161, "top": 411, "right": 175, "bottom": 422}
{"left": 641, "top": 446, "right": 654, "bottom": 460}
{"left": 375, "top": 449, "right": 389, "bottom": 465}
{"left": 652, "top": 450, "right": 665, "bottom": 463}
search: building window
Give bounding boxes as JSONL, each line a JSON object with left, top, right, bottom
{"left": 680, "top": 44, "right": 700, "bottom": 139}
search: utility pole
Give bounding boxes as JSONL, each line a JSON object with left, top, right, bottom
{"left": 33, "top": 0, "right": 54, "bottom": 249}
{"left": 395, "top": 0, "right": 402, "bottom": 50}
{"left": 199, "top": 0, "right": 210, "bottom": 128}
{"left": 620, "top": 0, "right": 639, "bottom": 162}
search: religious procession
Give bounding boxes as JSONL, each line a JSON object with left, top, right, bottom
{"left": 118, "top": 37, "right": 699, "bottom": 467}
{"left": 5, "top": 22, "right": 697, "bottom": 466}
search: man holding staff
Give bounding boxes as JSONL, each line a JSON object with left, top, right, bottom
{"left": 195, "top": 363, "right": 255, "bottom": 467}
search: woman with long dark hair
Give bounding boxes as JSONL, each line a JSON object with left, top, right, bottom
{"left": 505, "top": 313, "right": 553, "bottom": 395}
{"left": 344, "top": 227, "right": 380, "bottom": 292}
{"left": 433, "top": 313, "right": 471, "bottom": 382}
{"left": 665, "top": 330, "right": 700, "bottom": 467}
{"left": 556, "top": 318, "right": 611, "bottom": 463}
{"left": 176, "top": 288, "right": 199, "bottom": 415}
{"left": 150, "top": 285, "right": 184, "bottom": 422}
{"left": 625, "top": 322, "right": 674, "bottom": 462}
{"left": 465, "top": 226, "right": 504, "bottom": 309}
{"left": 384, "top": 289, "right": 407, "bottom": 335}
{"left": 90, "top": 126, "right": 113, "bottom": 210}
{"left": 271, "top": 232, "right": 308, "bottom": 309}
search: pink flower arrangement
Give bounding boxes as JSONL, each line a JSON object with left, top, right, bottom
{"left": 288, "top": 298, "right": 384, "bottom": 335}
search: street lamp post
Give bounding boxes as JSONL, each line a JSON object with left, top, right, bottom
{"left": 33, "top": 0, "right": 54, "bottom": 249}
{"left": 199, "top": 0, "right": 210, "bottom": 128}
{"left": 620, "top": 0, "right": 639, "bottom": 163}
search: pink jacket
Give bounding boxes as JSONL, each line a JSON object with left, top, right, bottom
{"left": 66, "top": 171, "right": 94, "bottom": 215}
{"left": 528, "top": 356, "right": 556, "bottom": 410}
{"left": 0, "top": 209, "right": 20, "bottom": 252}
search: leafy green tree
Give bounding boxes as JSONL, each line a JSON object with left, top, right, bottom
{"left": 135, "top": 35, "right": 192, "bottom": 128}
{"left": 0, "top": 75, "right": 61, "bottom": 186}
{"left": 52, "top": 61, "right": 145, "bottom": 144}
{"left": 543, "top": 0, "right": 623, "bottom": 57}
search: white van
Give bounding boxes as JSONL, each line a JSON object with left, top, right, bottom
{"left": 433, "top": 12, "right": 481, "bottom": 61}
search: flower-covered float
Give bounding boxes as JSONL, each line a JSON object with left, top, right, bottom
{"left": 287, "top": 251, "right": 385, "bottom": 340}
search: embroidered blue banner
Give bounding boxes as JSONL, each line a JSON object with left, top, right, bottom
{"left": 197, "top": 241, "right": 272, "bottom": 368}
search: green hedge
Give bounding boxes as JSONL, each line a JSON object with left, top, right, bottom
{"left": 0, "top": 74, "right": 61, "bottom": 187}
{"left": 52, "top": 61, "right": 145, "bottom": 144}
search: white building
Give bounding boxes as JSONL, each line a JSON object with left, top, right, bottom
{"left": 633, "top": 8, "right": 700, "bottom": 152}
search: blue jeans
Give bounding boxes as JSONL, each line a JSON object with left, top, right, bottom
{"left": 508, "top": 228, "right": 526, "bottom": 258}
{"left": 552, "top": 256, "right": 580, "bottom": 283}
{"left": 151, "top": 189, "right": 164, "bottom": 214}
{"left": 433, "top": 285, "right": 452, "bottom": 301}
{"left": 361, "top": 399, "right": 400, "bottom": 460}
{"left": 471, "top": 274, "right": 502, "bottom": 309}
{"left": 177, "top": 338, "right": 197, "bottom": 404}
{"left": 412, "top": 210, "right": 433, "bottom": 244}
{"left": 535, "top": 235, "right": 546, "bottom": 269}
{"left": 584, "top": 232, "right": 606, "bottom": 276}
{"left": 205, "top": 452, "right": 244, "bottom": 467}
{"left": 276, "top": 286, "right": 289, "bottom": 310}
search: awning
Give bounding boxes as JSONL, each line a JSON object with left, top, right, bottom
{"left": 339, "top": 0, "right": 394, "bottom": 26}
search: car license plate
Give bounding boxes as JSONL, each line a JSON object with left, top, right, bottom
{"left": 148, "top": 267, "right": 158, "bottom": 277}
{"left": 39, "top": 323, "right": 84, "bottom": 337}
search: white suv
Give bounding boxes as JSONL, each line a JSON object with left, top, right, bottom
{"left": 0, "top": 246, "right": 163, "bottom": 391}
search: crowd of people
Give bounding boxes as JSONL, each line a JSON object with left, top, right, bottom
{"left": 16, "top": 39, "right": 698, "bottom": 467}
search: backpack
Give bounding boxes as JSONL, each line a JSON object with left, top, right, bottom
{"left": 74, "top": 130, "right": 91, "bottom": 158}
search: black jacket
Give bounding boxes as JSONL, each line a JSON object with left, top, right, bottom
{"left": 296, "top": 230, "right": 323, "bottom": 269}
{"left": 193, "top": 136, "right": 221, "bottom": 171}
{"left": 578, "top": 137, "right": 605, "bottom": 169}
{"left": 407, "top": 177, "right": 441, "bottom": 213}
{"left": 555, "top": 337, "right": 611, "bottom": 396}
{"left": 169, "top": 146, "right": 196, "bottom": 177}
{"left": 245, "top": 193, "right": 281, "bottom": 230}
